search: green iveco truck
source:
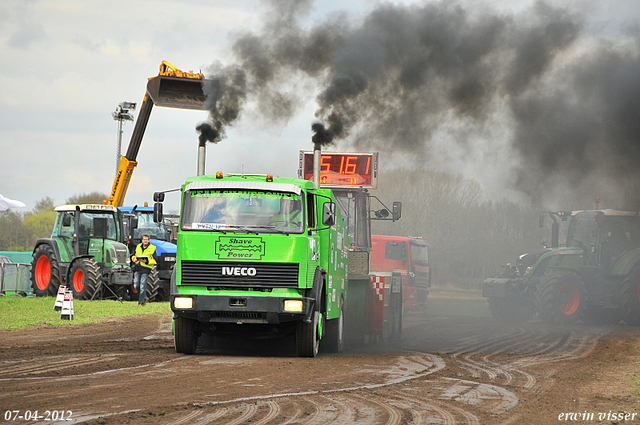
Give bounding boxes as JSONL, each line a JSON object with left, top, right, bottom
{"left": 154, "top": 172, "right": 349, "bottom": 357}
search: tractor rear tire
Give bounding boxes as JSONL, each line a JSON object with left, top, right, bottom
{"left": 488, "top": 296, "right": 535, "bottom": 323}
{"left": 68, "top": 258, "right": 100, "bottom": 300}
{"left": 146, "top": 268, "right": 160, "bottom": 302}
{"left": 174, "top": 316, "right": 198, "bottom": 354}
{"left": 321, "top": 298, "right": 344, "bottom": 353}
{"left": 536, "top": 271, "right": 586, "bottom": 325}
{"left": 621, "top": 266, "right": 640, "bottom": 326}
{"left": 30, "top": 244, "right": 61, "bottom": 297}
{"left": 297, "top": 311, "right": 321, "bottom": 357}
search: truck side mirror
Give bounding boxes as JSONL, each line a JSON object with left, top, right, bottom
{"left": 62, "top": 214, "right": 71, "bottom": 227}
{"left": 153, "top": 192, "right": 165, "bottom": 202}
{"left": 322, "top": 202, "right": 336, "bottom": 226}
{"left": 153, "top": 203, "right": 163, "bottom": 223}
{"left": 131, "top": 217, "right": 139, "bottom": 229}
{"left": 392, "top": 202, "right": 402, "bottom": 221}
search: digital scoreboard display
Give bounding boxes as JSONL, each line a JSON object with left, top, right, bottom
{"left": 298, "top": 151, "right": 378, "bottom": 188}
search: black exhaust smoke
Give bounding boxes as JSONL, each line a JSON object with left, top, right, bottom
{"left": 199, "top": 0, "right": 640, "bottom": 206}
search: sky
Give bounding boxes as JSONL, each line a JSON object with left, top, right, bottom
{"left": 1, "top": 0, "right": 639, "bottom": 214}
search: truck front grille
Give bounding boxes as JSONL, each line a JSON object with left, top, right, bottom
{"left": 181, "top": 261, "right": 299, "bottom": 289}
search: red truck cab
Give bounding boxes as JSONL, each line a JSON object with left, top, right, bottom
{"left": 371, "top": 235, "right": 431, "bottom": 309}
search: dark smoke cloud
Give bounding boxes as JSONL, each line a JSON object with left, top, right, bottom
{"left": 203, "top": 0, "right": 640, "bottom": 207}
{"left": 195, "top": 122, "right": 220, "bottom": 146}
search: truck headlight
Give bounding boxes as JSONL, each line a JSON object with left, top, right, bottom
{"left": 174, "top": 297, "right": 193, "bottom": 309}
{"left": 284, "top": 299, "right": 303, "bottom": 312}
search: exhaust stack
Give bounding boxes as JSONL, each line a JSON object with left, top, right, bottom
{"left": 313, "top": 142, "right": 321, "bottom": 189}
{"left": 197, "top": 142, "right": 206, "bottom": 176}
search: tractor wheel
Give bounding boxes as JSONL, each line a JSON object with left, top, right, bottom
{"left": 583, "top": 306, "right": 621, "bottom": 325}
{"left": 155, "top": 279, "right": 171, "bottom": 302}
{"left": 536, "top": 271, "right": 586, "bottom": 325}
{"left": 30, "top": 244, "right": 62, "bottom": 297}
{"left": 174, "top": 316, "right": 198, "bottom": 354}
{"left": 621, "top": 266, "right": 640, "bottom": 326}
{"left": 296, "top": 310, "right": 321, "bottom": 357}
{"left": 321, "top": 298, "right": 344, "bottom": 353}
{"left": 488, "top": 296, "right": 535, "bottom": 323}
{"left": 146, "top": 268, "right": 160, "bottom": 302}
{"left": 68, "top": 258, "right": 100, "bottom": 300}
{"left": 111, "top": 284, "right": 127, "bottom": 301}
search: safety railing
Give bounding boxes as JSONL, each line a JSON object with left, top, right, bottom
{"left": 0, "top": 263, "right": 32, "bottom": 296}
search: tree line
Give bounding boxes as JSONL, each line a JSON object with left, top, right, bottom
{"left": 0, "top": 192, "right": 107, "bottom": 252}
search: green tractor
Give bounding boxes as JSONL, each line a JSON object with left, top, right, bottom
{"left": 483, "top": 209, "right": 640, "bottom": 325}
{"left": 30, "top": 204, "right": 133, "bottom": 300}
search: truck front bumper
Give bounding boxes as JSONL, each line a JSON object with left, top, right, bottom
{"left": 171, "top": 294, "right": 314, "bottom": 324}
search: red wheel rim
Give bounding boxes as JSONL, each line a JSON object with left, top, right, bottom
{"left": 558, "top": 282, "right": 580, "bottom": 315}
{"left": 73, "top": 269, "right": 85, "bottom": 292}
{"left": 35, "top": 256, "right": 51, "bottom": 291}
{"left": 131, "top": 284, "right": 139, "bottom": 295}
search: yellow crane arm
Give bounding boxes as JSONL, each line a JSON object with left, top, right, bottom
{"left": 107, "top": 61, "right": 208, "bottom": 207}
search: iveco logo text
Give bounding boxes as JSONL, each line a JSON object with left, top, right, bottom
{"left": 222, "top": 267, "right": 257, "bottom": 276}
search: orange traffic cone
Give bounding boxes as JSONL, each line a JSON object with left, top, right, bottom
{"left": 54, "top": 285, "right": 67, "bottom": 311}
{"left": 60, "top": 290, "right": 74, "bottom": 320}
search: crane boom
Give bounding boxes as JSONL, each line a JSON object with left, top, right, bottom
{"left": 108, "top": 61, "right": 209, "bottom": 207}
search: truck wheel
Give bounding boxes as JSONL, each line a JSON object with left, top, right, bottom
{"left": 322, "top": 299, "right": 344, "bottom": 353}
{"left": 146, "top": 268, "right": 160, "bottom": 302}
{"left": 297, "top": 311, "right": 321, "bottom": 357}
{"left": 174, "top": 316, "right": 198, "bottom": 354}
{"left": 536, "top": 271, "right": 586, "bottom": 325}
{"left": 621, "top": 267, "right": 640, "bottom": 326}
{"left": 487, "top": 296, "right": 535, "bottom": 323}
{"left": 68, "top": 258, "right": 100, "bottom": 300}
{"left": 30, "top": 244, "right": 61, "bottom": 297}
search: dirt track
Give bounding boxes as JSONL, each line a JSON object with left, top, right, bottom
{"left": 1, "top": 308, "right": 639, "bottom": 425}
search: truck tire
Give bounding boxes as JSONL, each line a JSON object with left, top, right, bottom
{"left": 68, "top": 258, "right": 100, "bottom": 300}
{"left": 621, "top": 266, "right": 640, "bottom": 326}
{"left": 297, "top": 310, "right": 321, "bottom": 357}
{"left": 174, "top": 316, "right": 198, "bottom": 354}
{"left": 322, "top": 298, "right": 344, "bottom": 353}
{"left": 536, "top": 271, "right": 586, "bottom": 325}
{"left": 31, "top": 244, "right": 62, "bottom": 297}
{"left": 146, "top": 268, "right": 160, "bottom": 302}
{"left": 487, "top": 296, "right": 535, "bottom": 323}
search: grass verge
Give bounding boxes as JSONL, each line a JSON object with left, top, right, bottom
{"left": 0, "top": 296, "right": 172, "bottom": 330}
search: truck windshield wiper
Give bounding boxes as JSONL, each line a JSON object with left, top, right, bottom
{"left": 243, "top": 225, "right": 288, "bottom": 234}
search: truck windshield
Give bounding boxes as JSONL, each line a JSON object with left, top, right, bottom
{"left": 409, "top": 241, "right": 429, "bottom": 265}
{"left": 181, "top": 189, "right": 304, "bottom": 234}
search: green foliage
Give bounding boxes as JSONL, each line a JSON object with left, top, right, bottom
{"left": 0, "top": 192, "right": 109, "bottom": 251}
{"left": 0, "top": 211, "right": 30, "bottom": 251}
{"left": 0, "top": 296, "right": 171, "bottom": 330}
{"left": 65, "top": 191, "right": 109, "bottom": 205}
